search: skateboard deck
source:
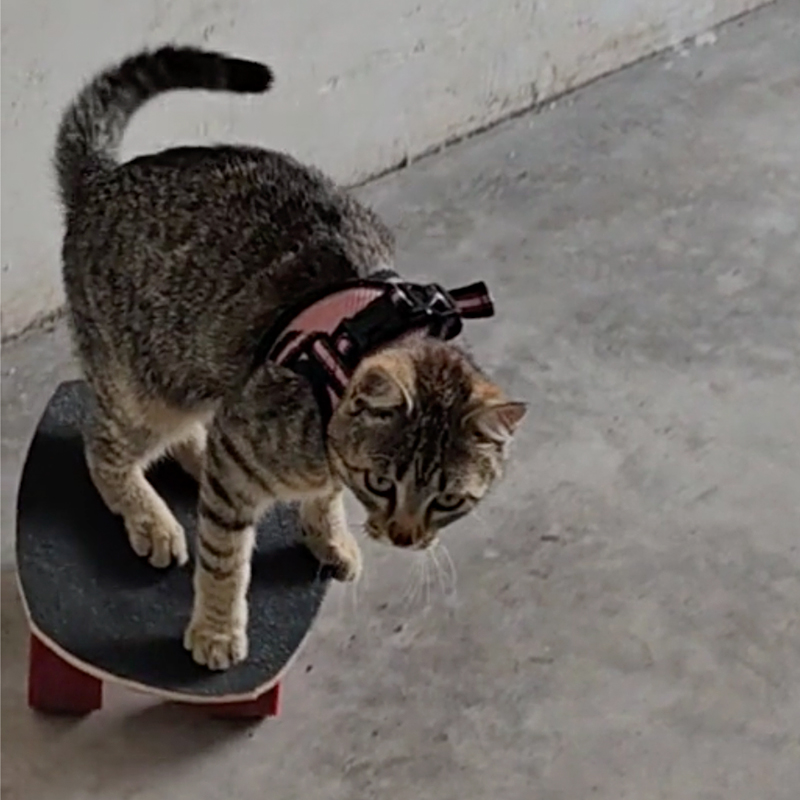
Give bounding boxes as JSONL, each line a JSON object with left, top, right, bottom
{"left": 16, "top": 380, "right": 330, "bottom": 717}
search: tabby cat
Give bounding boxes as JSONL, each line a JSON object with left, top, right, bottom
{"left": 56, "top": 46, "right": 526, "bottom": 670}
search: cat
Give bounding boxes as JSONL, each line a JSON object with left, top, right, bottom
{"left": 55, "top": 46, "right": 526, "bottom": 670}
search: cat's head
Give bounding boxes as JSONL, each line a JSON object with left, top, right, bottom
{"left": 327, "top": 337, "right": 526, "bottom": 549}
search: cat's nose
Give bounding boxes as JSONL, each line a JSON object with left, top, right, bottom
{"left": 388, "top": 519, "right": 417, "bottom": 548}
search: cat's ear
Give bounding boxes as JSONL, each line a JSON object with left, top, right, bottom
{"left": 469, "top": 400, "right": 527, "bottom": 443}
{"left": 350, "top": 356, "right": 414, "bottom": 413}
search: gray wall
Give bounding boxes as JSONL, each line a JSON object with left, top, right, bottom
{"left": 0, "top": 0, "right": 766, "bottom": 337}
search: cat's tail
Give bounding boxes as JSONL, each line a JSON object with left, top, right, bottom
{"left": 54, "top": 46, "right": 273, "bottom": 209}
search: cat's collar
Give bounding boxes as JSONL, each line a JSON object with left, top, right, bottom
{"left": 254, "top": 271, "right": 495, "bottom": 424}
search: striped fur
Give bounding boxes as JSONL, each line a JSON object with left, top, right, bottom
{"left": 55, "top": 46, "right": 272, "bottom": 209}
{"left": 58, "top": 46, "right": 524, "bottom": 671}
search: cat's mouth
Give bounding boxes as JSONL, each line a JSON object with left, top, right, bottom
{"left": 364, "top": 520, "right": 436, "bottom": 551}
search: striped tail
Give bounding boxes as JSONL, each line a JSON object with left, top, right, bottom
{"left": 54, "top": 45, "right": 273, "bottom": 209}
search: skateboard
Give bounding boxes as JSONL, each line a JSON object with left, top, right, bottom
{"left": 15, "top": 381, "right": 330, "bottom": 719}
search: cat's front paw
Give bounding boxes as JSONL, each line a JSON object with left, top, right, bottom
{"left": 302, "top": 528, "right": 363, "bottom": 582}
{"left": 125, "top": 509, "right": 188, "bottom": 568}
{"left": 183, "top": 616, "right": 248, "bottom": 670}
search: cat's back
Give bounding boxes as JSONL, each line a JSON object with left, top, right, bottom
{"left": 66, "top": 144, "right": 355, "bottom": 261}
{"left": 62, "top": 143, "right": 394, "bottom": 403}
{"left": 102, "top": 144, "right": 337, "bottom": 214}
{"left": 64, "top": 142, "right": 392, "bottom": 303}
{"left": 56, "top": 46, "right": 394, "bottom": 404}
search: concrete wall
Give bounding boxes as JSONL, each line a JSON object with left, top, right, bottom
{"left": 1, "top": 0, "right": 766, "bottom": 338}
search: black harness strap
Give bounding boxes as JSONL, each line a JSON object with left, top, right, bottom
{"left": 254, "top": 275, "right": 495, "bottom": 425}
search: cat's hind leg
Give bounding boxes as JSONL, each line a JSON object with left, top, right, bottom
{"left": 84, "top": 381, "right": 191, "bottom": 568}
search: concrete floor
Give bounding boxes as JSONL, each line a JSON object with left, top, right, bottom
{"left": 2, "top": 4, "right": 799, "bottom": 798}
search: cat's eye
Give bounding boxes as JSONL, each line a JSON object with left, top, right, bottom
{"left": 432, "top": 493, "right": 465, "bottom": 512}
{"left": 365, "top": 471, "right": 394, "bottom": 497}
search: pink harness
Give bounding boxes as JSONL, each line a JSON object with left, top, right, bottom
{"left": 256, "top": 275, "right": 495, "bottom": 422}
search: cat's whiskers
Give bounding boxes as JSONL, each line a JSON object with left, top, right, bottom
{"left": 424, "top": 550, "right": 435, "bottom": 609}
{"left": 397, "top": 544, "right": 457, "bottom": 613}
{"left": 400, "top": 554, "right": 426, "bottom": 611}
{"left": 470, "top": 507, "right": 488, "bottom": 526}
{"left": 434, "top": 541, "right": 458, "bottom": 599}
{"left": 429, "top": 545, "right": 448, "bottom": 601}
{"left": 419, "top": 553, "right": 429, "bottom": 610}
{"left": 411, "top": 556, "right": 426, "bottom": 611}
